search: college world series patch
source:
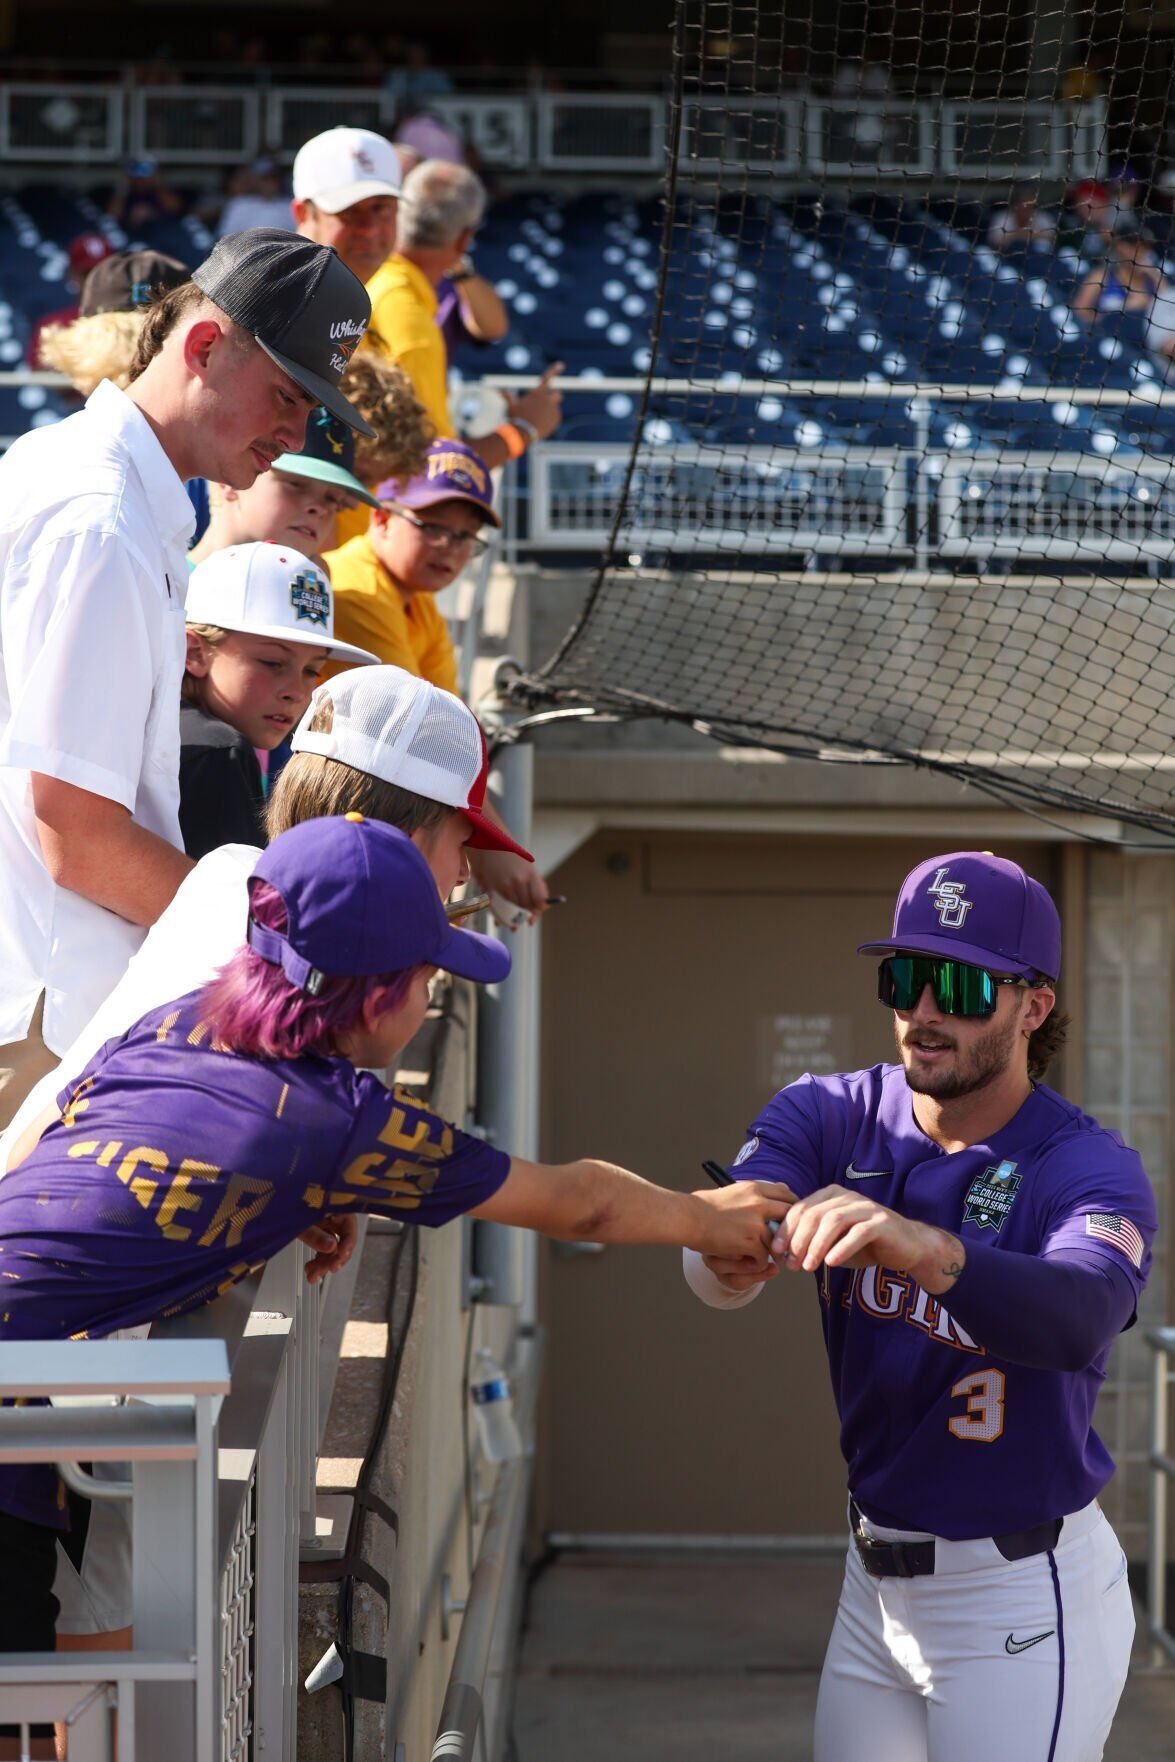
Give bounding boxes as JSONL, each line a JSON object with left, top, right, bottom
{"left": 290, "top": 571, "right": 330, "bottom": 627}
{"left": 962, "top": 1159, "right": 1021, "bottom": 1233}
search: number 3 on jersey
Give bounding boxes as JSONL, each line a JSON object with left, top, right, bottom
{"left": 948, "top": 1367, "right": 1006, "bottom": 1442}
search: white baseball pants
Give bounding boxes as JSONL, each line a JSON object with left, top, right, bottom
{"left": 813, "top": 1501, "right": 1135, "bottom": 1762}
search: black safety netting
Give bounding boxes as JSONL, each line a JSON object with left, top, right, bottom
{"left": 508, "top": 0, "right": 1175, "bottom": 838}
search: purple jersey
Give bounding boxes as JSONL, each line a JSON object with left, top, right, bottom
{"left": 731, "top": 1065, "right": 1155, "bottom": 1540}
{"left": 0, "top": 991, "right": 509, "bottom": 1525}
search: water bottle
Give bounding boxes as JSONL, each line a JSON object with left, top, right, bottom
{"left": 470, "top": 1348, "right": 522, "bottom": 1462}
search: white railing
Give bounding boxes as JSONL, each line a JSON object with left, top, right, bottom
{"left": 476, "top": 376, "right": 1175, "bottom": 567}
{"left": 0, "top": 1239, "right": 333, "bottom": 1758}
{"left": 0, "top": 81, "right": 1107, "bottom": 178}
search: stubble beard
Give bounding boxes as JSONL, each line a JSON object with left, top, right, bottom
{"left": 896, "top": 1010, "right": 1020, "bottom": 1101}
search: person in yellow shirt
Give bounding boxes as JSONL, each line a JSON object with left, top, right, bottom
{"left": 366, "top": 159, "right": 563, "bottom": 470}
{"left": 325, "top": 438, "right": 550, "bottom": 920}
{"left": 324, "top": 437, "right": 497, "bottom": 697}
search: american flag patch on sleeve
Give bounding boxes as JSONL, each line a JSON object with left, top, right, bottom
{"left": 1085, "top": 1213, "right": 1145, "bottom": 1270}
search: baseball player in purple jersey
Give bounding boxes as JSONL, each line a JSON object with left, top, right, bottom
{"left": 685, "top": 852, "right": 1155, "bottom": 1762}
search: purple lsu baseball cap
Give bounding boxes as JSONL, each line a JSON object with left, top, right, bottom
{"left": 247, "top": 813, "right": 510, "bottom": 991}
{"left": 857, "top": 851, "right": 1061, "bottom": 981}
{"left": 377, "top": 438, "right": 502, "bottom": 530}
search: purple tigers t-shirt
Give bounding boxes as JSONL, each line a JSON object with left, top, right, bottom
{"left": 0, "top": 990, "right": 509, "bottom": 1524}
{"left": 728, "top": 1065, "right": 1156, "bottom": 1540}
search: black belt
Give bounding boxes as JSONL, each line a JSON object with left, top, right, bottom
{"left": 849, "top": 1501, "right": 1063, "bottom": 1579}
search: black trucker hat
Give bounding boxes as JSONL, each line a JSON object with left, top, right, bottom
{"left": 192, "top": 228, "right": 374, "bottom": 437}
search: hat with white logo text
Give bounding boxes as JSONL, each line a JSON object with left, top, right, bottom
{"left": 192, "top": 228, "right": 374, "bottom": 436}
{"left": 186, "top": 542, "right": 379, "bottom": 669}
{"left": 857, "top": 851, "right": 1060, "bottom": 980}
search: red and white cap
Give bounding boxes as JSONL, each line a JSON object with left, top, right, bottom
{"left": 291, "top": 666, "right": 533, "bottom": 861}
{"left": 292, "top": 127, "right": 402, "bottom": 214}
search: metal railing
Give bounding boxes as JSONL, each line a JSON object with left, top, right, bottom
{"left": 477, "top": 375, "right": 1175, "bottom": 568}
{"left": 1147, "top": 1327, "right": 1175, "bottom": 1669}
{"left": 0, "top": 80, "right": 1108, "bottom": 178}
{"left": 0, "top": 1239, "right": 327, "bottom": 1757}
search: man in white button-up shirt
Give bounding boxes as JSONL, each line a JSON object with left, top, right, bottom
{"left": 0, "top": 227, "right": 375, "bottom": 1126}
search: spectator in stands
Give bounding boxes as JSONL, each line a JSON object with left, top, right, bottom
{"left": 217, "top": 157, "right": 295, "bottom": 237}
{"left": 394, "top": 107, "right": 467, "bottom": 168}
{"left": 292, "top": 126, "right": 403, "bottom": 288}
{"left": 0, "top": 230, "right": 371, "bottom": 1129}
{"left": 1072, "top": 213, "right": 1166, "bottom": 325}
{"left": 1062, "top": 178, "right": 1115, "bottom": 254}
{"left": 26, "top": 233, "right": 112, "bottom": 369}
{"left": 189, "top": 406, "right": 380, "bottom": 573}
{"left": 179, "top": 543, "right": 377, "bottom": 860}
{"left": 367, "top": 159, "right": 563, "bottom": 469}
{"left": 986, "top": 183, "right": 1056, "bottom": 250}
{"left": 384, "top": 41, "right": 454, "bottom": 115}
{"left": 324, "top": 438, "right": 494, "bottom": 697}
{"left": 438, "top": 254, "right": 509, "bottom": 354}
{"left": 38, "top": 249, "right": 189, "bottom": 397}
{"left": 106, "top": 157, "right": 183, "bottom": 231}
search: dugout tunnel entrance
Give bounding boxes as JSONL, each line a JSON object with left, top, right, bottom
{"left": 532, "top": 827, "right": 1059, "bottom": 1541}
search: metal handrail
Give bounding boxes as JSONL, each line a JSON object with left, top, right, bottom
{"left": 1146, "top": 1327, "right": 1175, "bottom": 1668}
{"left": 429, "top": 1332, "right": 543, "bottom": 1762}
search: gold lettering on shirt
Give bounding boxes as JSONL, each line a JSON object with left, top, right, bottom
{"left": 377, "top": 1106, "right": 434, "bottom": 1157}
{"left": 339, "top": 1152, "right": 386, "bottom": 1188}
{"left": 96, "top": 1141, "right": 123, "bottom": 1167}
{"left": 61, "top": 1079, "right": 95, "bottom": 1129}
{"left": 114, "top": 1145, "right": 169, "bottom": 1210}
{"left": 155, "top": 1159, "right": 217, "bottom": 1242}
{"left": 275, "top": 1083, "right": 289, "bottom": 1120}
{"left": 197, "top": 1173, "right": 274, "bottom": 1249}
{"left": 66, "top": 1140, "right": 101, "bottom": 1160}
{"left": 302, "top": 1184, "right": 326, "bottom": 1209}
{"left": 155, "top": 1010, "right": 181, "bottom": 1044}
{"left": 187, "top": 1021, "right": 211, "bottom": 1048}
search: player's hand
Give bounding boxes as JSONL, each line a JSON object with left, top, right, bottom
{"left": 299, "top": 1213, "right": 359, "bottom": 1285}
{"left": 506, "top": 362, "right": 564, "bottom": 441}
{"left": 469, "top": 847, "right": 551, "bottom": 926}
{"left": 701, "top": 1251, "right": 780, "bottom": 1291}
{"left": 690, "top": 1180, "right": 797, "bottom": 1269}
{"left": 772, "top": 1185, "right": 964, "bottom": 1293}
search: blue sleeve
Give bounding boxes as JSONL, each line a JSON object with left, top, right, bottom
{"left": 944, "top": 1242, "right": 1137, "bottom": 1371}
{"left": 330, "top": 1079, "right": 510, "bottom": 1226}
{"left": 725, "top": 1078, "right": 826, "bottom": 1198}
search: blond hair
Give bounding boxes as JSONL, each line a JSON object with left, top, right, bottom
{"left": 182, "top": 621, "right": 231, "bottom": 710}
{"left": 39, "top": 311, "right": 145, "bottom": 396}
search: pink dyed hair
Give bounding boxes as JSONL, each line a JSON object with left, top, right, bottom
{"left": 199, "top": 880, "right": 420, "bottom": 1060}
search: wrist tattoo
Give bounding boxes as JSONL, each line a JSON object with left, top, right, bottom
{"left": 939, "top": 1233, "right": 965, "bottom": 1283}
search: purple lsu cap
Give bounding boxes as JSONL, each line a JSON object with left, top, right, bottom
{"left": 857, "top": 851, "right": 1061, "bottom": 981}
{"left": 377, "top": 438, "right": 502, "bottom": 530}
{"left": 247, "top": 813, "right": 510, "bottom": 991}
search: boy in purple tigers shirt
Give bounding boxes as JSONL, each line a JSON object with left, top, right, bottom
{"left": 0, "top": 814, "right": 784, "bottom": 1649}
{"left": 685, "top": 853, "right": 1155, "bottom": 1762}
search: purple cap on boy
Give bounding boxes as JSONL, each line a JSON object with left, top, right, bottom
{"left": 857, "top": 851, "right": 1061, "bottom": 981}
{"left": 377, "top": 438, "right": 502, "bottom": 529}
{"left": 248, "top": 813, "right": 510, "bottom": 992}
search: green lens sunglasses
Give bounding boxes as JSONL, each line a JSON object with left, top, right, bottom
{"left": 878, "top": 955, "right": 1040, "bottom": 1019}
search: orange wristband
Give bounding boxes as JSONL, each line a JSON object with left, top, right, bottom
{"left": 496, "top": 421, "right": 527, "bottom": 460}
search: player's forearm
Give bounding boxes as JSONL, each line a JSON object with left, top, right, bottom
{"left": 682, "top": 1248, "right": 764, "bottom": 1310}
{"left": 924, "top": 1240, "right": 1137, "bottom": 1371}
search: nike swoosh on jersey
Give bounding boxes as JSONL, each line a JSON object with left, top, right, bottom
{"left": 845, "top": 1163, "right": 893, "bottom": 1180}
{"left": 1005, "top": 1630, "right": 1054, "bottom": 1654}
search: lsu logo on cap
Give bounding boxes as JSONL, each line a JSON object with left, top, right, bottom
{"left": 355, "top": 147, "right": 375, "bottom": 173}
{"left": 427, "top": 450, "right": 490, "bottom": 500}
{"left": 927, "top": 865, "right": 972, "bottom": 929}
{"left": 290, "top": 571, "right": 330, "bottom": 627}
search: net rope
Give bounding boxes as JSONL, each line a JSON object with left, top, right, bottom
{"left": 509, "top": 0, "right": 1175, "bottom": 839}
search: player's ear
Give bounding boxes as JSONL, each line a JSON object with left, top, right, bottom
{"left": 1022, "top": 985, "right": 1056, "bottom": 1035}
{"left": 185, "top": 629, "right": 212, "bottom": 677}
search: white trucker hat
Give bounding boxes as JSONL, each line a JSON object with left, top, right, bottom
{"left": 186, "top": 543, "right": 380, "bottom": 669}
{"left": 291, "top": 666, "right": 533, "bottom": 859}
{"left": 292, "top": 127, "right": 403, "bottom": 214}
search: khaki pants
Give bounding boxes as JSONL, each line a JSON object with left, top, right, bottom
{"left": 0, "top": 996, "right": 58, "bottom": 1133}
